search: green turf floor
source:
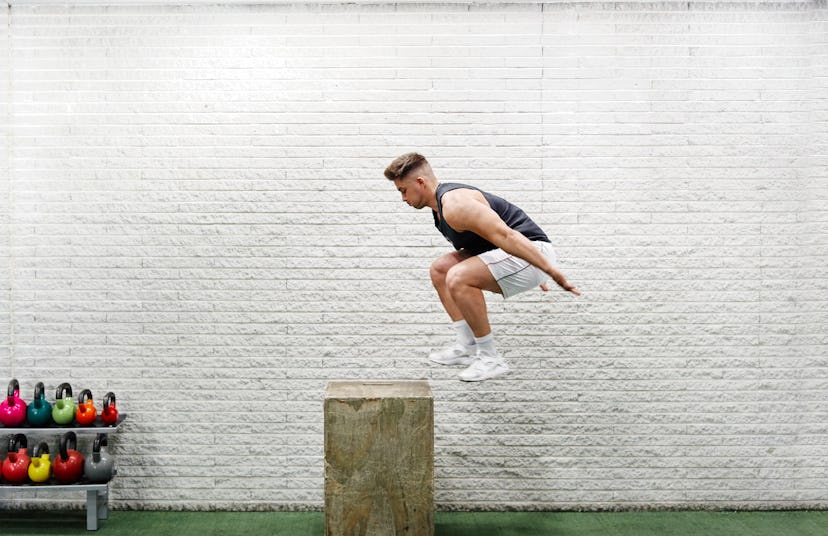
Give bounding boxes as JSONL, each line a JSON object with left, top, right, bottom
{"left": 1, "top": 509, "right": 827, "bottom": 535}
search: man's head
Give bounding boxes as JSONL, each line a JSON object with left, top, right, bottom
{"left": 384, "top": 152, "right": 437, "bottom": 210}
{"left": 384, "top": 152, "right": 433, "bottom": 182}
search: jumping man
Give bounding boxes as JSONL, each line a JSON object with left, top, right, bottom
{"left": 384, "top": 153, "right": 581, "bottom": 382}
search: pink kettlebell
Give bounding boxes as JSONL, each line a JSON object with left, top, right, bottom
{"left": 0, "top": 379, "right": 28, "bottom": 427}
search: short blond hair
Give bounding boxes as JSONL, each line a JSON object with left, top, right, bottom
{"left": 384, "top": 152, "right": 431, "bottom": 181}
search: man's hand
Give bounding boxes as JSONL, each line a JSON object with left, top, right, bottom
{"left": 541, "top": 269, "right": 581, "bottom": 296}
{"left": 540, "top": 281, "right": 581, "bottom": 296}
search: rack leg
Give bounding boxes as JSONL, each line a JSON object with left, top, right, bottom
{"left": 86, "top": 490, "right": 98, "bottom": 531}
{"left": 98, "top": 488, "right": 109, "bottom": 520}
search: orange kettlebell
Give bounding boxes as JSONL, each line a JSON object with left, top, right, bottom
{"left": 75, "top": 389, "right": 97, "bottom": 426}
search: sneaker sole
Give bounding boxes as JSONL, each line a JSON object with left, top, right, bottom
{"left": 429, "top": 356, "right": 475, "bottom": 366}
{"left": 458, "top": 366, "right": 510, "bottom": 382}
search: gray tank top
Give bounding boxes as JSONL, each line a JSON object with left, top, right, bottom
{"left": 432, "top": 182, "right": 549, "bottom": 256}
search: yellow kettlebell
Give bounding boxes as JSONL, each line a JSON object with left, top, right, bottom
{"left": 28, "top": 442, "right": 52, "bottom": 483}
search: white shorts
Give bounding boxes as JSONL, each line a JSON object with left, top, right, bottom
{"left": 478, "top": 241, "right": 557, "bottom": 299}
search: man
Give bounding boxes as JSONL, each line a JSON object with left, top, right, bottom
{"left": 384, "top": 152, "right": 581, "bottom": 382}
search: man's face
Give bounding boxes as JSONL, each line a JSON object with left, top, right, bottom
{"left": 393, "top": 176, "right": 425, "bottom": 209}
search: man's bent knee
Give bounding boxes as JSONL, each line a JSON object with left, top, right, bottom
{"left": 430, "top": 259, "right": 449, "bottom": 286}
{"left": 430, "top": 253, "right": 464, "bottom": 283}
{"left": 445, "top": 264, "right": 472, "bottom": 295}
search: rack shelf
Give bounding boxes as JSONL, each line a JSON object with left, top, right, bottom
{"left": 0, "top": 414, "right": 127, "bottom": 434}
{"left": 1, "top": 415, "right": 126, "bottom": 531}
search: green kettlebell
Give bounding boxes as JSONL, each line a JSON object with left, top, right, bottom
{"left": 52, "top": 383, "right": 75, "bottom": 425}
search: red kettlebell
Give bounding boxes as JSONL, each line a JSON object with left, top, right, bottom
{"left": 75, "top": 389, "right": 97, "bottom": 426}
{"left": 53, "top": 431, "right": 85, "bottom": 484}
{"left": 0, "top": 379, "right": 28, "bottom": 427}
{"left": 101, "top": 392, "right": 118, "bottom": 426}
{"left": 2, "top": 434, "right": 31, "bottom": 484}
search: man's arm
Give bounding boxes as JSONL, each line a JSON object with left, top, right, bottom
{"left": 441, "top": 189, "right": 581, "bottom": 296}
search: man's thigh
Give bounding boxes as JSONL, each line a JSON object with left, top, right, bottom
{"left": 447, "top": 255, "right": 502, "bottom": 295}
{"left": 478, "top": 242, "right": 554, "bottom": 298}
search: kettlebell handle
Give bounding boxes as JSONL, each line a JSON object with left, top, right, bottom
{"left": 55, "top": 382, "right": 73, "bottom": 400}
{"left": 59, "top": 431, "right": 77, "bottom": 461}
{"left": 34, "top": 381, "right": 45, "bottom": 400}
{"left": 7, "top": 433, "right": 27, "bottom": 452}
{"left": 7, "top": 378, "right": 20, "bottom": 397}
{"left": 103, "top": 392, "right": 116, "bottom": 408}
{"left": 33, "top": 441, "right": 50, "bottom": 457}
{"left": 93, "top": 433, "right": 108, "bottom": 453}
{"left": 78, "top": 389, "right": 93, "bottom": 405}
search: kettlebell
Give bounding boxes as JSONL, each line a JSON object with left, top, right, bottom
{"left": 27, "top": 382, "right": 53, "bottom": 427}
{"left": 52, "top": 383, "right": 75, "bottom": 425}
{"left": 53, "top": 431, "right": 84, "bottom": 484}
{"left": 75, "top": 389, "right": 97, "bottom": 426}
{"left": 28, "top": 441, "right": 52, "bottom": 483}
{"left": 84, "top": 434, "right": 115, "bottom": 483}
{"left": 101, "top": 392, "right": 118, "bottom": 426}
{"left": 2, "top": 434, "right": 30, "bottom": 484}
{"left": 0, "top": 379, "right": 28, "bottom": 427}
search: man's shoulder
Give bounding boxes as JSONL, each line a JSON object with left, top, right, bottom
{"left": 438, "top": 182, "right": 481, "bottom": 196}
{"left": 441, "top": 186, "right": 485, "bottom": 206}
{"left": 440, "top": 189, "right": 490, "bottom": 232}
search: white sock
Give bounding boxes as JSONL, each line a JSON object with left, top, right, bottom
{"left": 474, "top": 333, "right": 498, "bottom": 357}
{"left": 452, "top": 319, "right": 476, "bottom": 348}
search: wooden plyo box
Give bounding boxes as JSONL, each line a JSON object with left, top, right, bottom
{"left": 324, "top": 381, "right": 434, "bottom": 536}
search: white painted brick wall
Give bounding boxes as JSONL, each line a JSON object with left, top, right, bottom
{"left": 2, "top": 0, "right": 827, "bottom": 511}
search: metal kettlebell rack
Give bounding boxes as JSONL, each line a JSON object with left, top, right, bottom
{"left": 0, "top": 414, "right": 126, "bottom": 531}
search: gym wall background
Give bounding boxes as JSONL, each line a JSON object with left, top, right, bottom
{"left": 1, "top": 0, "right": 826, "bottom": 512}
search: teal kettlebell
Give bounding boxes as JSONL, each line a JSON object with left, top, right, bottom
{"left": 52, "top": 383, "right": 75, "bottom": 425}
{"left": 27, "top": 382, "right": 53, "bottom": 427}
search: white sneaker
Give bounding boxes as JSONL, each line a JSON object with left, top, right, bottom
{"left": 458, "top": 355, "right": 510, "bottom": 382}
{"left": 429, "top": 344, "right": 476, "bottom": 366}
